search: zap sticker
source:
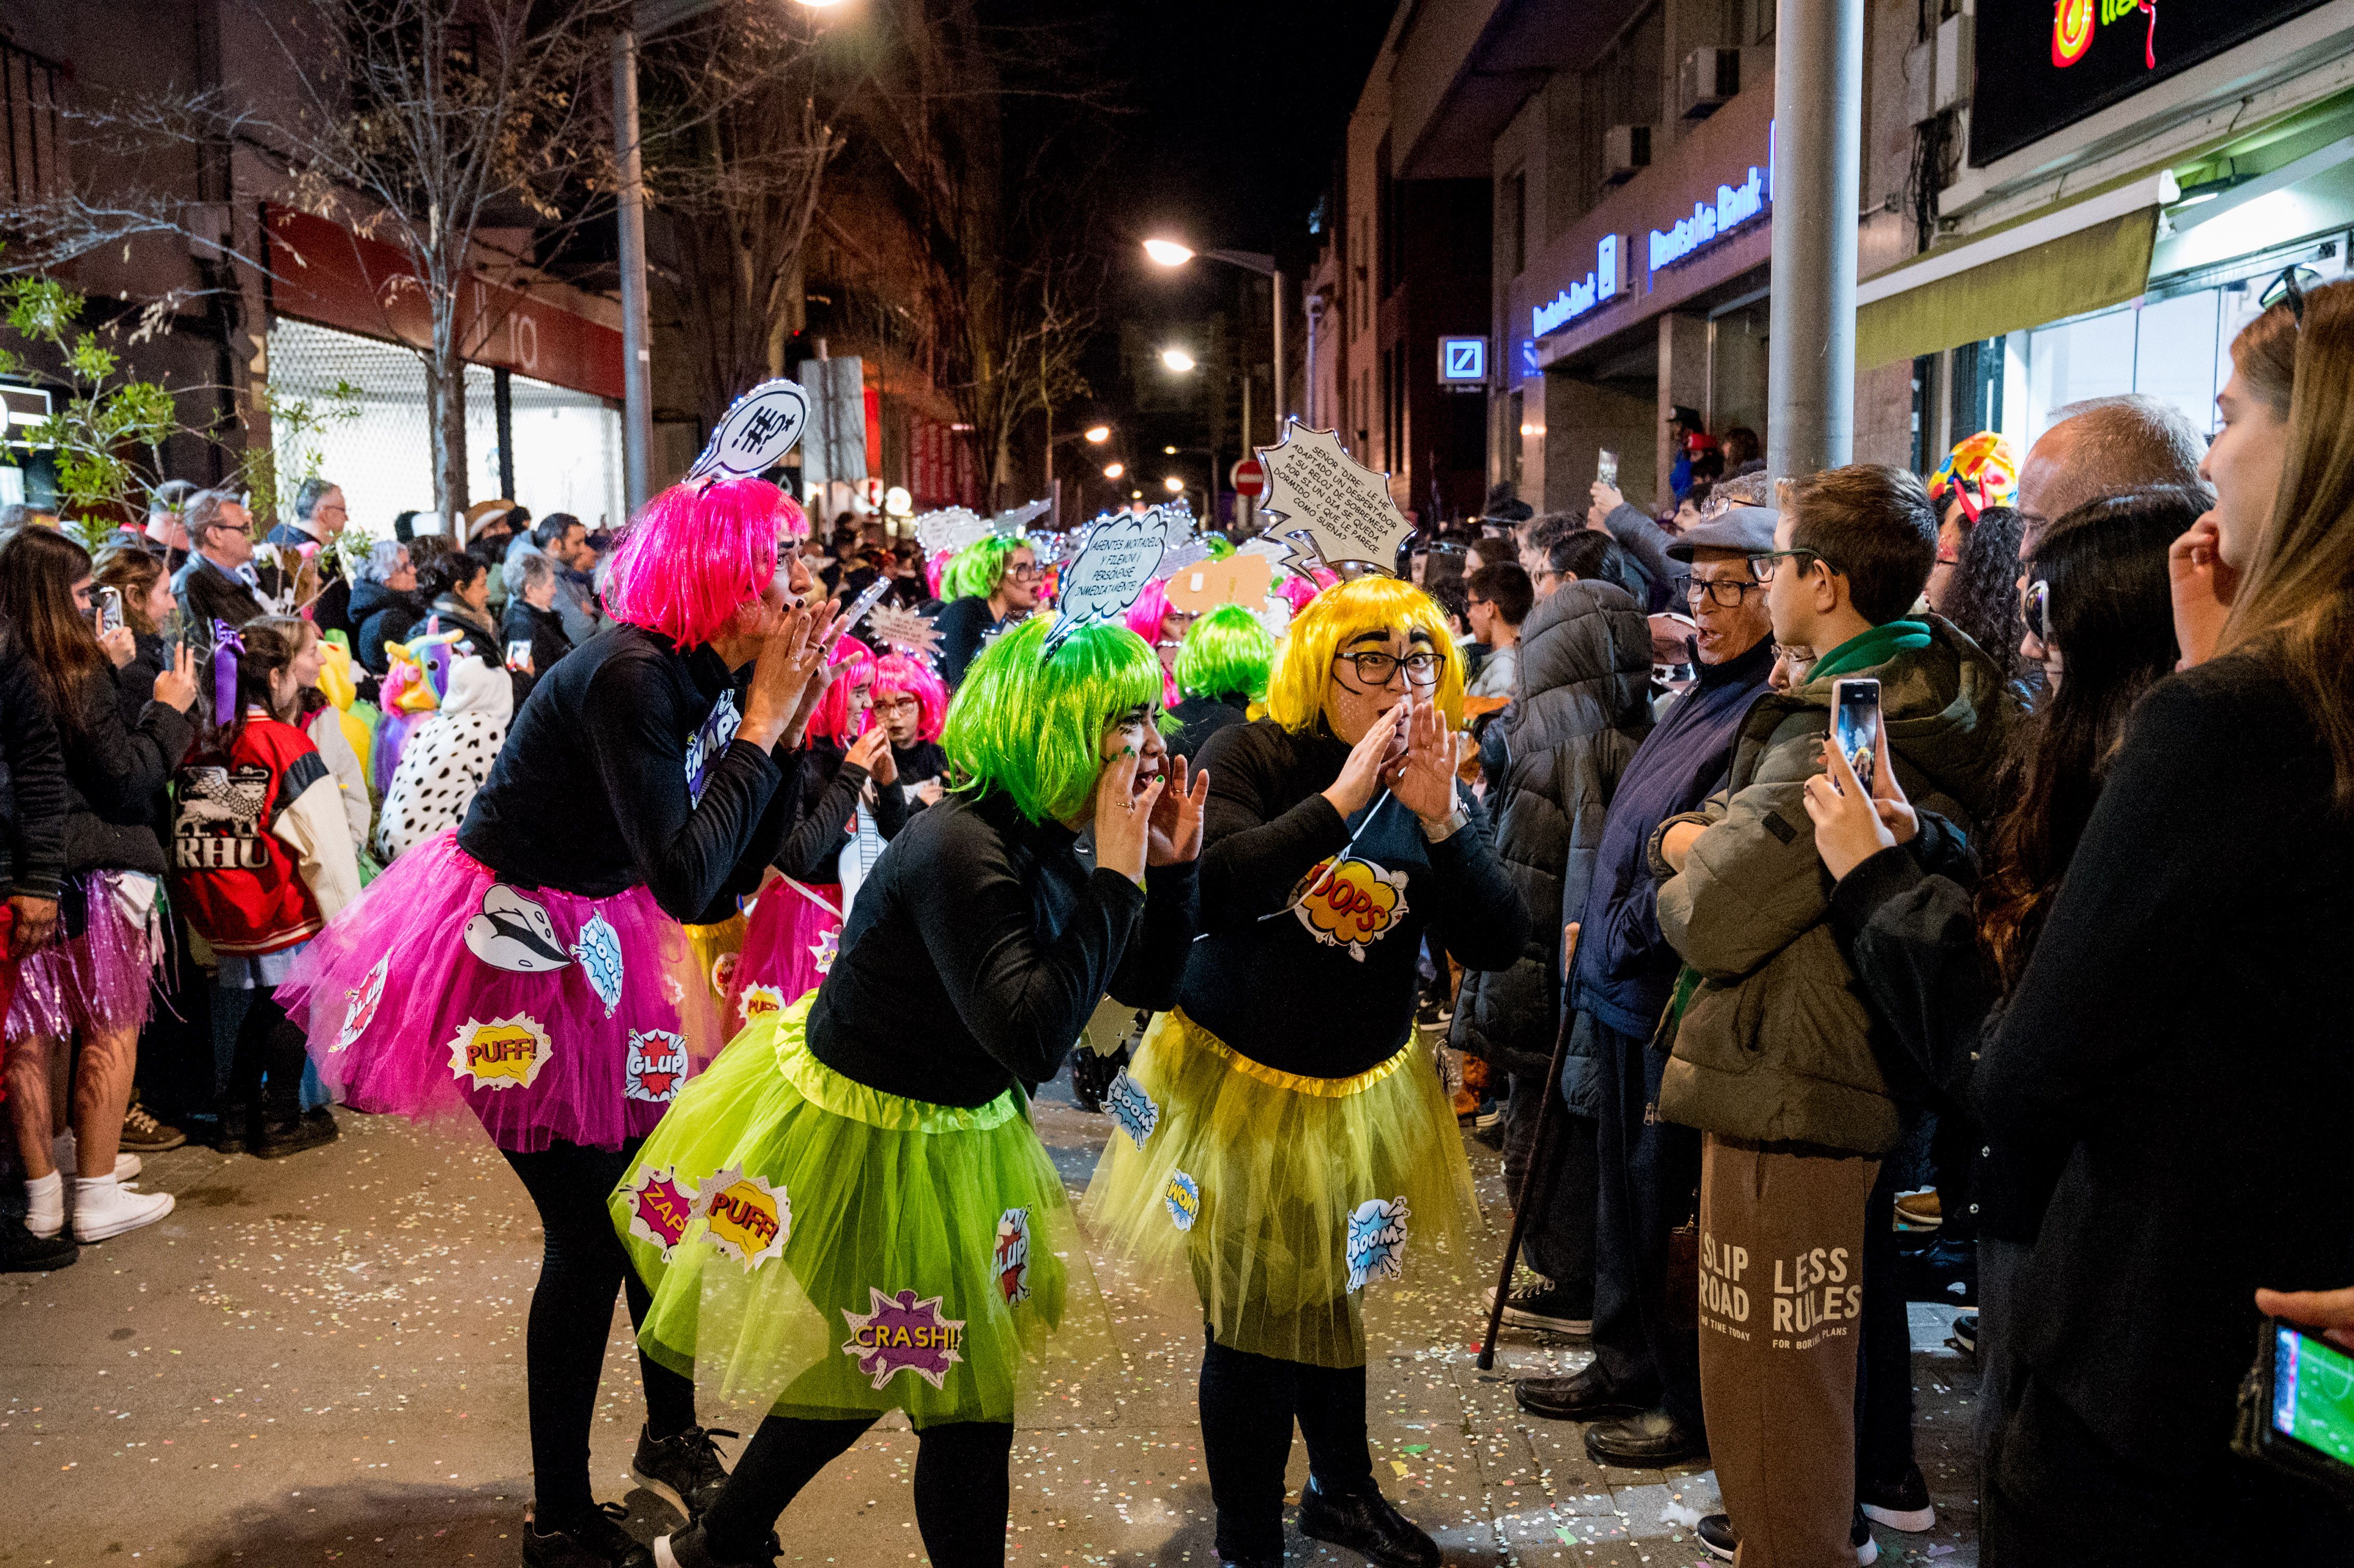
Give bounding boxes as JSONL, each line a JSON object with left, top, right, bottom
{"left": 685, "top": 689, "right": 743, "bottom": 806}
{"left": 1163, "top": 1169, "right": 1202, "bottom": 1232}
{"left": 1345, "top": 1195, "right": 1413, "bottom": 1292}
{"left": 696, "top": 1165, "right": 790, "bottom": 1270}
{"left": 625, "top": 1030, "right": 688, "bottom": 1103}
{"left": 995, "top": 1207, "right": 1033, "bottom": 1305}
{"left": 447, "top": 1014, "right": 554, "bottom": 1091}
{"left": 1292, "top": 856, "right": 1410, "bottom": 962}
{"left": 571, "top": 913, "right": 625, "bottom": 1016}
{"left": 1105, "top": 1068, "right": 1160, "bottom": 1152}
{"left": 335, "top": 955, "right": 390, "bottom": 1052}
{"left": 738, "top": 983, "right": 785, "bottom": 1024}
{"left": 840, "top": 1287, "right": 966, "bottom": 1390}
{"left": 624, "top": 1166, "right": 696, "bottom": 1257}
{"left": 463, "top": 884, "right": 573, "bottom": 973}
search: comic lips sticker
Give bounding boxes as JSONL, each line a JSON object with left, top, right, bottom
{"left": 995, "top": 1207, "right": 1033, "bottom": 1305}
{"left": 464, "top": 884, "right": 571, "bottom": 973}
{"left": 335, "top": 955, "right": 390, "bottom": 1052}
{"left": 696, "top": 1166, "right": 790, "bottom": 1270}
{"left": 840, "top": 1287, "right": 966, "bottom": 1390}
{"left": 1292, "top": 857, "right": 1409, "bottom": 961}
{"left": 624, "top": 1166, "right": 696, "bottom": 1257}
{"left": 625, "top": 1030, "right": 688, "bottom": 1104}
{"left": 447, "top": 1014, "right": 554, "bottom": 1091}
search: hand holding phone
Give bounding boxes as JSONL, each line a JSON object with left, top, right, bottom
{"left": 1832, "top": 678, "right": 1881, "bottom": 797}
{"left": 1597, "top": 448, "right": 1619, "bottom": 489}
{"left": 97, "top": 585, "right": 124, "bottom": 636}
{"left": 2235, "top": 1318, "right": 2354, "bottom": 1505}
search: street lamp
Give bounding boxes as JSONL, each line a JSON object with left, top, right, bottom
{"left": 1103, "top": 462, "right": 1125, "bottom": 479}
{"left": 1142, "top": 238, "right": 1196, "bottom": 267}
{"left": 1140, "top": 237, "right": 1289, "bottom": 441}
{"left": 1083, "top": 425, "right": 1111, "bottom": 443}
{"left": 1160, "top": 347, "right": 1197, "bottom": 373}
{"left": 1163, "top": 475, "right": 1185, "bottom": 494}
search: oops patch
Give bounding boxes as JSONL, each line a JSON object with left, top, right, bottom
{"left": 447, "top": 1014, "right": 554, "bottom": 1091}
{"left": 1292, "top": 857, "right": 1409, "bottom": 961}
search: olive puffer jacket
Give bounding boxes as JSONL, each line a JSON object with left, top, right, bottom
{"left": 1448, "top": 579, "right": 1653, "bottom": 1100}
{"left": 1649, "top": 616, "right": 2012, "bottom": 1154}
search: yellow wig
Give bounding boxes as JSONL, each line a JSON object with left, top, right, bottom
{"left": 1262, "top": 575, "right": 1465, "bottom": 735}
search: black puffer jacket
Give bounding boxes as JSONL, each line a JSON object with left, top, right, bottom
{"left": 349, "top": 579, "right": 422, "bottom": 675}
{"left": 1448, "top": 579, "right": 1653, "bottom": 1104}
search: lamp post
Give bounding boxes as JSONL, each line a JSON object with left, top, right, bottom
{"left": 1143, "top": 239, "right": 1287, "bottom": 443}
{"left": 1043, "top": 422, "right": 1112, "bottom": 529}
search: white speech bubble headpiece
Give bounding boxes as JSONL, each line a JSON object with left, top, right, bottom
{"left": 1042, "top": 505, "right": 1179, "bottom": 654}
{"left": 1253, "top": 422, "right": 1410, "bottom": 577}
{"left": 685, "top": 378, "right": 810, "bottom": 488}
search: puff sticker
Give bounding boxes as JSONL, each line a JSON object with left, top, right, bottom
{"left": 448, "top": 1014, "right": 554, "bottom": 1091}
{"left": 696, "top": 1165, "right": 790, "bottom": 1270}
{"left": 1105, "top": 1069, "right": 1160, "bottom": 1151}
{"left": 624, "top": 1165, "right": 696, "bottom": 1257}
{"left": 1292, "top": 857, "right": 1410, "bottom": 962}
{"left": 840, "top": 1288, "right": 966, "bottom": 1390}
{"left": 625, "top": 1029, "right": 688, "bottom": 1103}
{"left": 572, "top": 913, "right": 624, "bottom": 1016}
{"left": 464, "top": 884, "right": 572, "bottom": 973}
{"left": 738, "top": 983, "right": 785, "bottom": 1024}
{"left": 1346, "top": 1195, "right": 1413, "bottom": 1292}
{"left": 995, "top": 1207, "right": 1033, "bottom": 1305}
{"left": 1163, "top": 1169, "right": 1202, "bottom": 1232}
{"left": 335, "top": 955, "right": 390, "bottom": 1052}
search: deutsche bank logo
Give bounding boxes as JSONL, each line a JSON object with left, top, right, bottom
{"left": 1438, "top": 337, "right": 1488, "bottom": 384}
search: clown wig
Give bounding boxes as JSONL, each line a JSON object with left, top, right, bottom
{"left": 943, "top": 535, "right": 1024, "bottom": 602}
{"left": 601, "top": 476, "right": 803, "bottom": 648}
{"left": 1263, "top": 574, "right": 1465, "bottom": 736}
{"left": 871, "top": 652, "right": 948, "bottom": 741}
{"left": 943, "top": 617, "right": 1165, "bottom": 825}
{"left": 807, "top": 636, "right": 878, "bottom": 746}
{"left": 1174, "top": 603, "right": 1276, "bottom": 703}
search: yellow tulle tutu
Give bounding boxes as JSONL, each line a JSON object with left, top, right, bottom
{"left": 1081, "top": 1009, "right": 1479, "bottom": 1368}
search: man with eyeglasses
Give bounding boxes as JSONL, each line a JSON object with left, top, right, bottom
{"left": 271, "top": 477, "right": 356, "bottom": 641}
{"left": 1512, "top": 506, "right": 1777, "bottom": 1470}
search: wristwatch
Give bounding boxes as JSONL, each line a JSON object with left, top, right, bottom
{"left": 1421, "top": 805, "right": 1470, "bottom": 843}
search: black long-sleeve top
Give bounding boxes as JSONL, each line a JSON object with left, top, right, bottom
{"left": 57, "top": 663, "right": 193, "bottom": 879}
{"left": 772, "top": 741, "right": 911, "bottom": 883}
{"left": 1178, "top": 719, "right": 1530, "bottom": 1079}
{"left": 0, "top": 643, "right": 70, "bottom": 900}
{"left": 458, "top": 624, "right": 803, "bottom": 925}
{"left": 935, "top": 596, "right": 1011, "bottom": 688}
{"left": 807, "top": 788, "right": 1198, "bottom": 1107}
{"left": 1977, "top": 657, "right": 2354, "bottom": 1482}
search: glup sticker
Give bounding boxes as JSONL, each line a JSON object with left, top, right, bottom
{"left": 625, "top": 1029, "right": 687, "bottom": 1103}
{"left": 1104, "top": 1068, "right": 1160, "bottom": 1151}
{"left": 1345, "top": 1195, "right": 1413, "bottom": 1292}
{"left": 447, "top": 1014, "right": 554, "bottom": 1091}
{"left": 995, "top": 1207, "right": 1033, "bottom": 1304}
{"left": 1163, "top": 1169, "right": 1201, "bottom": 1232}
{"left": 695, "top": 1165, "right": 791, "bottom": 1270}
{"left": 335, "top": 955, "right": 390, "bottom": 1051}
{"left": 840, "top": 1287, "right": 966, "bottom": 1390}
{"left": 624, "top": 1165, "right": 696, "bottom": 1257}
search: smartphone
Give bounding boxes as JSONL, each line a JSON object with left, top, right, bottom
{"left": 1832, "top": 678, "right": 1881, "bottom": 796}
{"left": 96, "top": 586, "right": 124, "bottom": 635}
{"left": 1597, "top": 448, "right": 1620, "bottom": 489}
{"left": 504, "top": 640, "right": 535, "bottom": 675}
{"left": 2235, "top": 1319, "right": 2354, "bottom": 1506}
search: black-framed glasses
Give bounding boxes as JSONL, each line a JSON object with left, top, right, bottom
{"left": 1006, "top": 564, "right": 1043, "bottom": 582}
{"left": 1333, "top": 649, "right": 1442, "bottom": 686}
{"left": 872, "top": 695, "right": 921, "bottom": 715}
{"left": 2022, "top": 578, "right": 2051, "bottom": 643}
{"left": 1745, "top": 548, "right": 1827, "bottom": 583}
{"left": 1673, "top": 574, "right": 1763, "bottom": 608}
{"left": 2259, "top": 265, "right": 2316, "bottom": 328}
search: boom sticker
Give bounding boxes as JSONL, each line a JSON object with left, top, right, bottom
{"left": 335, "top": 955, "right": 390, "bottom": 1052}
{"left": 448, "top": 1014, "right": 554, "bottom": 1091}
{"left": 696, "top": 1165, "right": 791, "bottom": 1270}
{"left": 840, "top": 1288, "right": 966, "bottom": 1390}
{"left": 624, "top": 1165, "right": 696, "bottom": 1257}
{"left": 1292, "top": 857, "right": 1410, "bottom": 961}
{"left": 572, "top": 913, "right": 625, "bottom": 1016}
{"left": 995, "top": 1207, "right": 1033, "bottom": 1305}
{"left": 1345, "top": 1196, "right": 1413, "bottom": 1292}
{"left": 624, "top": 1030, "right": 688, "bottom": 1103}
{"left": 1104, "top": 1069, "right": 1160, "bottom": 1151}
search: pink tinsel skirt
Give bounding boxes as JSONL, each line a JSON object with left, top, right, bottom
{"left": 275, "top": 830, "right": 719, "bottom": 1152}
{"left": 4, "top": 871, "right": 161, "bottom": 1044}
{"left": 723, "top": 874, "right": 840, "bottom": 1027}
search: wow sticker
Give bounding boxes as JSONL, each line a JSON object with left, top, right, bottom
{"left": 738, "top": 983, "right": 784, "bottom": 1024}
{"left": 1105, "top": 1068, "right": 1160, "bottom": 1151}
{"left": 625, "top": 1030, "right": 688, "bottom": 1103}
{"left": 841, "top": 1287, "right": 966, "bottom": 1390}
{"left": 336, "top": 955, "right": 390, "bottom": 1052}
{"left": 624, "top": 1165, "right": 696, "bottom": 1257}
{"left": 1292, "top": 857, "right": 1410, "bottom": 962}
{"left": 447, "top": 1014, "right": 554, "bottom": 1091}
{"left": 995, "top": 1207, "right": 1033, "bottom": 1305}
{"left": 696, "top": 1165, "right": 790, "bottom": 1270}
{"left": 1163, "top": 1169, "right": 1202, "bottom": 1232}
{"left": 1346, "top": 1195, "right": 1413, "bottom": 1292}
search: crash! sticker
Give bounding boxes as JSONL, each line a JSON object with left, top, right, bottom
{"left": 335, "top": 955, "right": 390, "bottom": 1051}
{"left": 1163, "top": 1169, "right": 1201, "bottom": 1232}
{"left": 1292, "top": 857, "right": 1409, "bottom": 962}
{"left": 696, "top": 1165, "right": 790, "bottom": 1270}
{"left": 995, "top": 1207, "right": 1032, "bottom": 1304}
{"left": 624, "top": 1165, "right": 696, "bottom": 1257}
{"left": 840, "top": 1287, "right": 966, "bottom": 1390}
{"left": 1345, "top": 1195, "right": 1413, "bottom": 1292}
{"left": 624, "top": 1030, "right": 687, "bottom": 1103}
{"left": 447, "top": 1014, "right": 554, "bottom": 1091}
{"left": 738, "top": 983, "right": 785, "bottom": 1024}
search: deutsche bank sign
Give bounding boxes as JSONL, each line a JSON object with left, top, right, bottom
{"left": 1646, "top": 122, "right": 1774, "bottom": 277}
{"left": 1532, "top": 233, "right": 1622, "bottom": 337}
{"left": 1438, "top": 336, "right": 1488, "bottom": 383}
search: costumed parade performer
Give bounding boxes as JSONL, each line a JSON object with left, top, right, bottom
{"left": 1084, "top": 574, "right": 1530, "bottom": 1568}
{"left": 278, "top": 465, "right": 843, "bottom": 1568}
{"left": 1168, "top": 602, "right": 1276, "bottom": 762}
{"left": 615, "top": 613, "right": 1208, "bottom": 1568}
{"left": 869, "top": 651, "right": 949, "bottom": 800}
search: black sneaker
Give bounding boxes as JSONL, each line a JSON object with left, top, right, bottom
{"left": 634, "top": 1424, "right": 736, "bottom": 1520}
{"left": 120, "top": 1102, "right": 187, "bottom": 1153}
{"left": 1486, "top": 1281, "right": 1592, "bottom": 1336}
{"left": 1696, "top": 1510, "right": 1876, "bottom": 1565}
{"left": 1951, "top": 1310, "right": 1979, "bottom": 1355}
{"left": 651, "top": 1520, "right": 775, "bottom": 1568}
{"left": 1859, "top": 1462, "right": 1935, "bottom": 1532}
{"left": 522, "top": 1503, "right": 654, "bottom": 1568}
{"left": 1, "top": 1213, "right": 78, "bottom": 1273}
{"left": 1297, "top": 1476, "right": 1441, "bottom": 1568}
{"left": 253, "top": 1107, "right": 339, "bottom": 1159}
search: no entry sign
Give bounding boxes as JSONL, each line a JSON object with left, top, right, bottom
{"left": 1230, "top": 457, "right": 1267, "bottom": 499}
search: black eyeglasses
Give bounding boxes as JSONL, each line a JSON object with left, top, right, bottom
{"left": 1006, "top": 564, "right": 1043, "bottom": 582}
{"left": 1673, "top": 574, "right": 1763, "bottom": 608}
{"left": 1745, "top": 548, "right": 1828, "bottom": 584}
{"left": 2259, "top": 265, "right": 2315, "bottom": 328}
{"left": 1333, "top": 649, "right": 1442, "bottom": 686}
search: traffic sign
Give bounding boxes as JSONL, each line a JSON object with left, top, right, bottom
{"left": 1230, "top": 456, "right": 1267, "bottom": 499}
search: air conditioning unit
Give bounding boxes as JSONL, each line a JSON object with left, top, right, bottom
{"left": 1902, "top": 38, "right": 1935, "bottom": 126}
{"left": 1935, "top": 13, "right": 1974, "bottom": 112}
{"left": 1603, "top": 124, "right": 1652, "bottom": 186}
{"left": 1676, "top": 47, "right": 1742, "bottom": 120}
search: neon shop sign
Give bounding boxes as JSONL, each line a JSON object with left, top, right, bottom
{"left": 1647, "top": 121, "right": 1774, "bottom": 276}
{"left": 1532, "top": 234, "right": 1624, "bottom": 336}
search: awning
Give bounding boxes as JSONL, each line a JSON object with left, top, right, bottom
{"left": 1853, "top": 174, "right": 2169, "bottom": 368}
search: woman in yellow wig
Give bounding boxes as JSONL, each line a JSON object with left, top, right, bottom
{"left": 1084, "top": 573, "right": 1530, "bottom": 1568}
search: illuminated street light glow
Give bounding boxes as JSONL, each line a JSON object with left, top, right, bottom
{"left": 1163, "top": 445, "right": 1178, "bottom": 454}
{"left": 1084, "top": 425, "right": 1111, "bottom": 443}
{"left": 1142, "top": 239, "right": 1196, "bottom": 267}
{"left": 1163, "top": 476, "right": 1185, "bottom": 494}
{"left": 1103, "top": 462, "right": 1125, "bottom": 479}
{"left": 1160, "top": 347, "right": 1196, "bottom": 373}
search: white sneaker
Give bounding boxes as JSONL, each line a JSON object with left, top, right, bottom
{"left": 24, "top": 1171, "right": 63, "bottom": 1239}
{"left": 113, "top": 1152, "right": 141, "bottom": 1182}
{"left": 71, "top": 1175, "right": 174, "bottom": 1242}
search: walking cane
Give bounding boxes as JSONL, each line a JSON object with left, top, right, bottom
{"left": 1476, "top": 922, "right": 1579, "bottom": 1372}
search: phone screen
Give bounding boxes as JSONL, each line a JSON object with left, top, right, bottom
{"left": 1833, "top": 678, "right": 1881, "bottom": 795}
{"left": 97, "top": 586, "right": 124, "bottom": 635}
{"left": 1597, "top": 448, "right": 1619, "bottom": 489}
{"left": 504, "top": 640, "right": 535, "bottom": 675}
{"left": 2274, "top": 1323, "right": 2354, "bottom": 1469}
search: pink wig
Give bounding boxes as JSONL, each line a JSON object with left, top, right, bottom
{"left": 1275, "top": 570, "right": 1324, "bottom": 616}
{"left": 924, "top": 547, "right": 955, "bottom": 600}
{"left": 601, "top": 477, "right": 802, "bottom": 648}
{"left": 871, "top": 652, "right": 948, "bottom": 741}
{"left": 809, "top": 636, "right": 877, "bottom": 746}
{"left": 1123, "top": 576, "right": 1183, "bottom": 707}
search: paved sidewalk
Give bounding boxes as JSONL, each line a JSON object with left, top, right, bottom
{"left": 3, "top": 1071, "right": 1981, "bottom": 1567}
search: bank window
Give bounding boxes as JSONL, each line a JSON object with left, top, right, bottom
{"left": 1, "top": 39, "right": 67, "bottom": 207}
{"left": 1502, "top": 167, "right": 1526, "bottom": 278}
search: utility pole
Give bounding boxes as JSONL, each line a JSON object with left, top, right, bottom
{"left": 1765, "top": 0, "right": 1863, "bottom": 478}
{"left": 614, "top": 24, "right": 653, "bottom": 514}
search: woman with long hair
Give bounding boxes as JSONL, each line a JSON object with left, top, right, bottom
{"left": 0, "top": 528, "right": 199, "bottom": 1244}
{"left": 1934, "top": 502, "right": 2028, "bottom": 691}
{"left": 90, "top": 546, "right": 177, "bottom": 718}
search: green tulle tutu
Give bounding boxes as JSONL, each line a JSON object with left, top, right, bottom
{"left": 610, "top": 996, "right": 1111, "bottom": 1427}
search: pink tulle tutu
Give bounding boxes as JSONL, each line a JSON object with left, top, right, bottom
{"left": 276, "top": 830, "right": 718, "bottom": 1153}
{"left": 724, "top": 875, "right": 840, "bottom": 1023}
{"left": 4, "top": 872, "right": 161, "bottom": 1044}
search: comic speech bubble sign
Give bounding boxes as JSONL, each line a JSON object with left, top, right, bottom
{"left": 1048, "top": 507, "right": 1171, "bottom": 651}
{"left": 913, "top": 506, "right": 991, "bottom": 556}
{"left": 685, "top": 379, "right": 810, "bottom": 486}
{"left": 1163, "top": 552, "right": 1273, "bottom": 615}
{"left": 1256, "top": 423, "right": 1411, "bottom": 573}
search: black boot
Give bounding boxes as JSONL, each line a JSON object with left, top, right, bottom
{"left": 253, "top": 1105, "right": 338, "bottom": 1159}
{"left": 1297, "top": 1475, "right": 1441, "bottom": 1568}
{"left": 1, "top": 1213, "right": 78, "bottom": 1272}
{"left": 1583, "top": 1407, "right": 1707, "bottom": 1467}
{"left": 521, "top": 1503, "right": 654, "bottom": 1568}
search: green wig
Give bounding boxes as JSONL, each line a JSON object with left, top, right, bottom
{"left": 944, "top": 616, "right": 1167, "bottom": 824}
{"left": 1174, "top": 603, "right": 1275, "bottom": 702}
{"left": 944, "top": 535, "right": 1023, "bottom": 600}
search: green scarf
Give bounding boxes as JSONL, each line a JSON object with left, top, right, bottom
{"left": 1808, "top": 620, "right": 1932, "bottom": 683}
